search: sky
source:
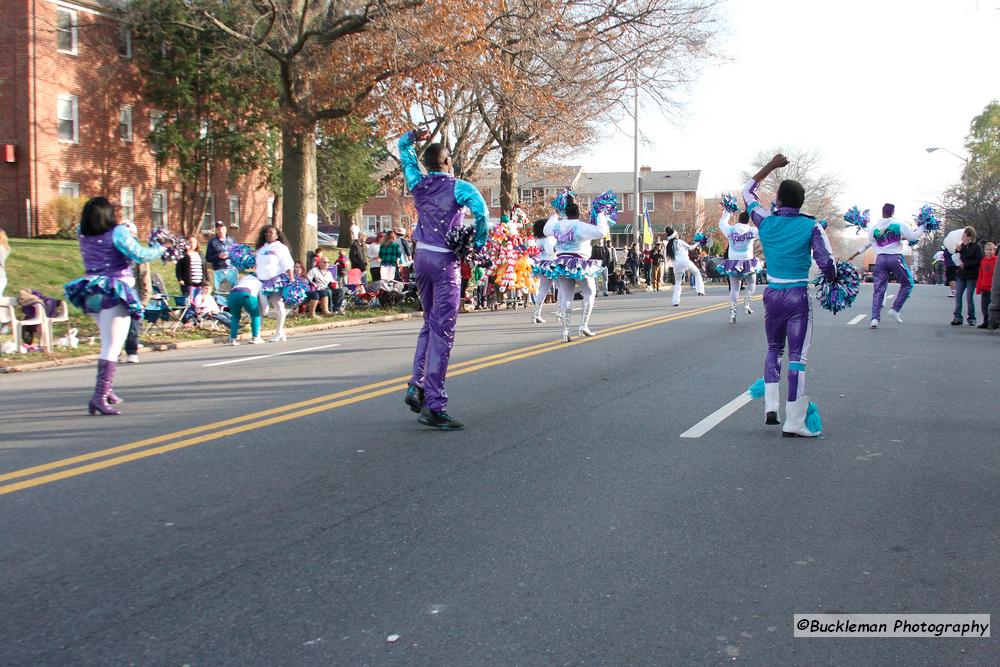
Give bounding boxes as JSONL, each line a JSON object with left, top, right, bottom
{"left": 574, "top": 0, "right": 999, "bottom": 222}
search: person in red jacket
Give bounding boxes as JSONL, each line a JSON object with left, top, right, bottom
{"left": 976, "top": 242, "right": 996, "bottom": 329}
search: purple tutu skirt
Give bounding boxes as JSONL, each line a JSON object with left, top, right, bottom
{"left": 721, "top": 257, "right": 761, "bottom": 276}
{"left": 260, "top": 274, "right": 290, "bottom": 294}
{"left": 534, "top": 255, "right": 603, "bottom": 281}
{"left": 64, "top": 275, "right": 144, "bottom": 320}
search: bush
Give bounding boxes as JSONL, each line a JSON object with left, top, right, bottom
{"left": 44, "top": 196, "right": 86, "bottom": 239}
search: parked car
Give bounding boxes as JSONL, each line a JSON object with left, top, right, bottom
{"left": 316, "top": 231, "right": 340, "bottom": 247}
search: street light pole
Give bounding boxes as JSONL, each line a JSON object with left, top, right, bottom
{"left": 925, "top": 146, "right": 969, "bottom": 163}
{"left": 633, "top": 70, "right": 640, "bottom": 252}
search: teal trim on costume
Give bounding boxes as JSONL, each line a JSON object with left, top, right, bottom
{"left": 805, "top": 402, "right": 822, "bottom": 433}
{"left": 747, "top": 377, "right": 765, "bottom": 399}
{"left": 758, "top": 214, "right": 818, "bottom": 281}
{"left": 901, "top": 258, "right": 915, "bottom": 286}
{"left": 766, "top": 281, "right": 809, "bottom": 289}
{"left": 398, "top": 132, "right": 423, "bottom": 192}
{"left": 113, "top": 225, "right": 164, "bottom": 264}
{"left": 454, "top": 180, "right": 489, "bottom": 245}
{"left": 789, "top": 361, "right": 806, "bottom": 372}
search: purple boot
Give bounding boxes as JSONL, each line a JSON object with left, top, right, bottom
{"left": 88, "top": 359, "right": 121, "bottom": 416}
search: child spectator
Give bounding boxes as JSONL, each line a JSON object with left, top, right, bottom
{"left": 976, "top": 242, "right": 995, "bottom": 329}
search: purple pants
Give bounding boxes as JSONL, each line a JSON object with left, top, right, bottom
{"left": 411, "top": 250, "right": 461, "bottom": 412}
{"left": 871, "top": 253, "right": 913, "bottom": 321}
{"left": 764, "top": 286, "right": 813, "bottom": 402}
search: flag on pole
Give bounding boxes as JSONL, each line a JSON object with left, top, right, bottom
{"left": 642, "top": 209, "right": 653, "bottom": 245}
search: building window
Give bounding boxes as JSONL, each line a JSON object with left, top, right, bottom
{"left": 120, "top": 187, "right": 135, "bottom": 223}
{"left": 118, "top": 27, "right": 132, "bottom": 58}
{"left": 376, "top": 187, "right": 387, "bottom": 198}
{"left": 519, "top": 188, "right": 533, "bottom": 205}
{"left": 149, "top": 110, "right": 165, "bottom": 153}
{"left": 201, "top": 194, "right": 215, "bottom": 231}
{"left": 151, "top": 189, "right": 167, "bottom": 227}
{"left": 58, "top": 182, "right": 79, "bottom": 198}
{"left": 643, "top": 193, "right": 655, "bottom": 212}
{"left": 616, "top": 194, "right": 624, "bottom": 213}
{"left": 363, "top": 215, "right": 377, "bottom": 233}
{"left": 56, "top": 8, "right": 77, "bottom": 54}
{"left": 119, "top": 106, "right": 133, "bottom": 142}
{"left": 267, "top": 197, "right": 275, "bottom": 223}
{"left": 626, "top": 194, "right": 633, "bottom": 211}
{"left": 400, "top": 215, "right": 411, "bottom": 229}
{"left": 544, "top": 187, "right": 558, "bottom": 201}
{"left": 379, "top": 214, "right": 392, "bottom": 231}
{"left": 673, "top": 192, "right": 684, "bottom": 211}
{"left": 57, "top": 94, "right": 78, "bottom": 143}
{"left": 228, "top": 196, "right": 240, "bottom": 228}
{"left": 490, "top": 188, "right": 500, "bottom": 208}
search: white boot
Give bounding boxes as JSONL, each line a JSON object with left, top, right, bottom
{"left": 888, "top": 308, "right": 902, "bottom": 323}
{"left": 579, "top": 301, "right": 594, "bottom": 337}
{"left": 560, "top": 310, "right": 572, "bottom": 342}
{"left": 744, "top": 293, "right": 754, "bottom": 315}
{"left": 729, "top": 303, "right": 737, "bottom": 324}
{"left": 782, "top": 397, "right": 821, "bottom": 438}
{"left": 764, "top": 382, "right": 780, "bottom": 425}
{"left": 532, "top": 301, "right": 546, "bottom": 324}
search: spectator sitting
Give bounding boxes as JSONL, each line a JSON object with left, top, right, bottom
{"left": 307, "top": 257, "right": 345, "bottom": 316}
{"left": 312, "top": 247, "right": 326, "bottom": 268}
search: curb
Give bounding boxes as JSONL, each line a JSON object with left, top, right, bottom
{"left": 0, "top": 312, "right": 415, "bottom": 374}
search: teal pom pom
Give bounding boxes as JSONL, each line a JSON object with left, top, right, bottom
{"left": 747, "top": 377, "right": 765, "bottom": 399}
{"left": 805, "top": 402, "right": 822, "bottom": 434}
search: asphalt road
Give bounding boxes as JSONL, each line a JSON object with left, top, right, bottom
{"left": 1, "top": 283, "right": 996, "bottom": 666}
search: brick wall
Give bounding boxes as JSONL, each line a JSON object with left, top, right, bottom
{"left": 0, "top": 0, "right": 276, "bottom": 244}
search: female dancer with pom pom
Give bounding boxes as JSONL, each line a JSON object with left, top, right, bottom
{"left": 743, "top": 155, "right": 837, "bottom": 438}
{"left": 718, "top": 196, "right": 761, "bottom": 323}
{"left": 64, "top": 197, "right": 168, "bottom": 415}
{"left": 538, "top": 196, "right": 610, "bottom": 341}
{"left": 254, "top": 224, "right": 294, "bottom": 343}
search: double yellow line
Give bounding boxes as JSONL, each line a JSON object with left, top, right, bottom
{"left": 0, "top": 298, "right": 749, "bottom": 496}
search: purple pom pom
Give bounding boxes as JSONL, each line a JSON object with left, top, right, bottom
{"left": 721, "top": 193, "right": 739, "bottom": 213}
{"left": 551, "top": 189, "right": 574, "bottom": 215}
{"left": 281, "top": 279, "right": 309, "bottom": 307}
{"left": 589, "top": 190, "right": 618, "bottom": 226}
{"left": 843, "top": 206, "right": 870, "bottom": 233}
{"left": 914, "top": 204, "right": 941, "bottom": 232}
{"left": 812, "top": 261, "right": 861, "bottom": 314}
{"left": 228, "top": 244, "right": 256, "bottom": 271}
{"left": 150, "top": 227, "right": 188, "bottom": 262}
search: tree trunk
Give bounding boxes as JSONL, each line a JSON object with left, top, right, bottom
{"left": 499, "top": 140, "right": 520, "bottom": 217}
{"left": 339, "top": 208, "right": 361, "bottom": 248}
{"left": 281, "top": 125, "right": 318, "bottom": 262}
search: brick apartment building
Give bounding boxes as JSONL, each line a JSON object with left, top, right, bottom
{"left": 0, "top": 0, "right": 276, "bottom": 241}
{"left": 361, "top": 164, "right": 702, "bottom": 247}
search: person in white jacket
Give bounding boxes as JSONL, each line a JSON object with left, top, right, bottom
{"left": 718, "top": 209, "right": 762, "bottom": 323}
{"left": 663, "top": 227, "right": 705, "bottom": 307}
{"left": 254, "top": 224, "right": 295, "bottom": 342}
{"left": 530, "top": 218, "right": 558, "bottom": 324}
{"left": 537, "top": 197, "right": 610, "bottom": 341}
{"left": 847, "top": 203, "right": 925, "bottom": 328}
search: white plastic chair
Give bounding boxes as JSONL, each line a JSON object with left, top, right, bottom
{"left": 43, "top": 300, "right": 70, "bottom": 353}
{"left": 0, "top": 296, "right": 45, "bottom": 353}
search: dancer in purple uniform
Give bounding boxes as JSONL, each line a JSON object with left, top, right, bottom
{"left": 743, "top": 155, "right": 838, "bottom": 438}
{"left": 399, "top": 129, "right": 489, "bottom": 430}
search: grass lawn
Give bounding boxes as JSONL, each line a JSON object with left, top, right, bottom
{"left": 2, "top": 238, "right": 418, "bottom": 366}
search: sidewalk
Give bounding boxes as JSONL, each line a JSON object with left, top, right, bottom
{"left": 0, "top": 312, "right": 416, "bottom": 374}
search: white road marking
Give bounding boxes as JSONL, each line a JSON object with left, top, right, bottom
{"left": 202, "top": 343, "right": 341, "bottom": 367}
{"left": 847, "top": 314, "right": 867, "bottom": 325}
{"left": 680, "top": 392, "right": 753, "bottom": 438}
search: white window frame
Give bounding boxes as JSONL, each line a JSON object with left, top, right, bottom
{"left": 201, "top": 194, "right": 215, "bottom": 232}
{"left": 120, "top": 187, "right": 135, "bottom": 223}
{"left": 379, "top": 214, "right": 393, "bottom": 231}
{"left": 58, "top": 181, "right": 79, "bottom": 198}
{"left": 490, "top": 188, "right": 500, "bottom": 208}
{"left": 400, "top": 215, "right": 411, "bottom": 229}
{"left": 57, "top": 94, "right": 78, "bottom": 144}
{"left": 643, "top": 193, "right": 655, "bottom": 212}
{"left": 626, "top": 194, "right": 633, "bottom": 211}
{"left": 151, "top": 189, "right": 167, "bottom": 228}
{"left": 376, "top": 187, "right": 387, "bottom": 198}
{"left": 228, "top": 195, "right": 240, "bottom": 228}
{"left": 363, "top": 215, "right": 378, "bottom": 234}
{"left": 673, "top": 192, "right": 684, "bottom": 211}
{"left": 149, "top": 109, "right": 165, "bottom": 153}
{"left": 56, "top": 8, "right": 77, "bottom": 55}
{"left": 267, "top": 196, "right": 275, "bottom": 223}
{"left": 119, "top": 105, "right": 133, "bottom": 142}
{"left": 118, "top": 26, "right": 132, "bottom": 59}
{"left": 616, "top": 194, "right": 624, "bottom": 213}
{"left": 543, "top": 187, "right": 558, "bottom": 202}
{"left": 519, "top": 187, "right": 533, "bottom": 205}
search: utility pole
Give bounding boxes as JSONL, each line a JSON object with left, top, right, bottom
{"left": 633, "top": 70, "right": 640, "bottom": 251}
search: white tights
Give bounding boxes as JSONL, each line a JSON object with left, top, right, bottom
{"left": 729, "top": 273, "right": 757, "bottom": 304}
{"left": 534, "top": 276, "right": 553, "bottom": 305}
{"left": 556, "top": 276, "right": 596, "bottom": 326}
{"left": 94, "top": 305, "right": 131, "bottom": 361}
{"left": 266, "top": 294, "right": 287, "bottom": 335}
